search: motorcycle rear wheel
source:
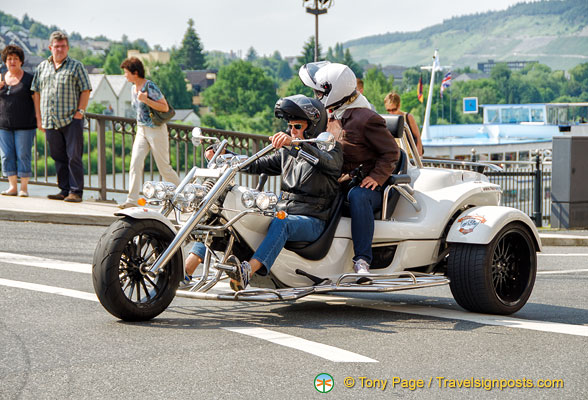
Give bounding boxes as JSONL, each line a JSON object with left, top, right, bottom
{"left": 92, "top": 217, "right": 182, "bottom": 321}
{"left": 447, "top": 222, "right": 537, "bottom": 315}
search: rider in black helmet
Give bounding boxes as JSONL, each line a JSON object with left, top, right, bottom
{"left": 274, "top": 94, "right": 327, "bottom": 139}
{"left": 183, "top": 95, "right": 342, "bottom": 291}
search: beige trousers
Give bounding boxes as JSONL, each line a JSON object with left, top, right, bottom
{"left": 126, "top": 124, "right": 180, "bottom": 203}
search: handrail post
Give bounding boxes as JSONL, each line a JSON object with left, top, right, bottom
{"left": 533, "top": 150, "right": 543, "bottom": 227}
{"left": 96, "top": 118, "right": 107, "bottom": 201}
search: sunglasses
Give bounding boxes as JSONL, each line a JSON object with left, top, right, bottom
{"left": 387, "top": 108, "right": 398, "bottom": 113}
{"left": 288, "top": 123, "right": 303, "bottom": 130}
{"left": 4, "top": 86, "right": 10, "bottom": 96}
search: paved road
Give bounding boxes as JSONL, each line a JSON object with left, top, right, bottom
{"left": 0, "top": 221, "right": 586, "bottom": 399}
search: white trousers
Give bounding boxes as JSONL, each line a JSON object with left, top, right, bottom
{"left": 127, "top": 124, "right": 180, "bottom": 203}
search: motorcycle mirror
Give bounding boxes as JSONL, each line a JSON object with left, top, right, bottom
{"left": 191, "top": 127, "right": 219, "bottom": 147}
{"left": 315, "top": 131, "right": 336, "bottom": 152}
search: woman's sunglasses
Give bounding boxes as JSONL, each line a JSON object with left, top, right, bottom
{"left": 288, "top": 123, "right": 303, "bottom": 130}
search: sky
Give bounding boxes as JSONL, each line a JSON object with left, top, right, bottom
{"left": 2, "top": 0, "right": 535, "bottom": 57}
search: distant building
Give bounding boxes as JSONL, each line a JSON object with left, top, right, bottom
{"left": 477, "top": 59, "right": 538, "bottom": 74}
{"left": 380, "top": 65, "right": 407, "bottom": 83}
{"left": 127, "top": 49, "right": 170, "bottom": 66}
{"left": 184, "top": 69, "right": 217, "bottom": 108}
{"left": 105, "top": 75, "right": 134, "bottom": 118}
{"left": 88, "top": 74, "right": 117, "bottom": 112}
{"left": 173, "top": 109, "right": 201, "bottom": 126}
{"left": 453, "top": 72, "right": 490, "bottom": 82}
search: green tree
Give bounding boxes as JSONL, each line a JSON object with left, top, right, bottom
{"left": 87, "top": 102, "right": 107, "bottom": 114}
{"left": 295, "top": 36, "right": 322, "bottom": 71}
{"left": 284, "top": 75, "right": 314, "bottom": 98}
{"left": 201, "top": 60, "right": 278, "bottom": 116}
{"left": 103, "top": 43, "right": 127, "bottom": 75}
{"left": 205, "top": 50, "right": 237, "bottom": 70}
{"left": 362, "top": 67, "right": 394, "bottom": 112}
{"left": 246, "top": 47, "right": 259, "bottom": 62}
{"left": 343, "top": 49, "right": 363, "bottom": 78}
{"left": 178, "top": 19, "right": 205, "bottom": 70}
{"left": 147, "top": 60, "right": 193, "bottom": 109}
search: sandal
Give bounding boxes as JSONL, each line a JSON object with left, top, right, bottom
{"left": 18, "top": 191, "right": 29, "bottom": 197}
{"left": 1, "top": 190, "right": 17, "bottom": 196}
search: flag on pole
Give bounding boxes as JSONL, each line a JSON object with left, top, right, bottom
{"left": 440, "top": 71, "right": 452, "bottom": 98}
{"left": 417, "top": 75, "right": 423, "bottom": 103}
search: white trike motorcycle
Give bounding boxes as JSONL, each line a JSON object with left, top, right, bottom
{"left": 92, "top": 115, "right": 540, "bottom": 321}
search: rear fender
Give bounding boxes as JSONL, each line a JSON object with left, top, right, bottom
{"left": 114, "top": 208, "right": 184, "bottom": 258}
{"left": 446, "top": 206, "right": 541, "bottom": 251}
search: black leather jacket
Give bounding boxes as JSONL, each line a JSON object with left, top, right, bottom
{"left": 246, "top": 142, "right": 343, "bottom": 220}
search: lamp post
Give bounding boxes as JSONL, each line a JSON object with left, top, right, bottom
{"left": 303, "top": 0, "right": 333, "bottom": 62}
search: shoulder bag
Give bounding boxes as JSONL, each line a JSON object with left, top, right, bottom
{"left": 142, "top": 81, "right": 175, "bottom": 125}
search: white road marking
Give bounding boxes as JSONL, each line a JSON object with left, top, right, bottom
{"left": 0, "top": 251, "right": 91, "bottom": 274}
{"left": 538, "top": 269, "right": 588, "bottom": 275}
{"left": 303, "top": 295, "right": 588, "bottom": 337}
{"left": 0, "top": 278, "right": 98, "bottom": 302}
{"left": 538, "top": 253, "right": 588, "bottom": 257}
{"left": 223, "top": 327, "right": 377, "bottom": 363}
{"left": 2, "top": 252, "right": 587, "bottom": 337}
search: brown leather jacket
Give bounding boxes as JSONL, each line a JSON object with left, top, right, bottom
{"left": 334, "top": 108, "right": 400, "bottom": 186}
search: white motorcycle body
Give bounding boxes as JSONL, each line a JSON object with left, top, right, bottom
{"left": 222, "top": 163, "right": 540, "bottom": 288}
{"left": 92, "top": 117, "right": 541, "bottom": 321}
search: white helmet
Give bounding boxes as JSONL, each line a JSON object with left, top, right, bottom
{"left": 299, "top": 61, "right": 357, "bottom": 110}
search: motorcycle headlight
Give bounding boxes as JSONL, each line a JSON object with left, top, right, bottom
{"left": 142, "top": 181, "right": 156, "bottom": 199}
{"left": 154, "top": 181, "right": 176, "bottom": 200}
{"left": 241, "top": 190, "right": 258, "bottom": 209}
{"left": 185, "top": 183, "right": 207, "bottom": 204}
{"left": 255, "top": 191, "right": 278, "bottom": 210}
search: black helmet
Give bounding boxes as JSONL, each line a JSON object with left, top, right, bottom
{"left": 274, "top": 94, "right": 327, "bottom": 139}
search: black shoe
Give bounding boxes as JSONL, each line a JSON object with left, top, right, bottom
{"left": 47, "top": 193, "right": 66, "bottom": 200}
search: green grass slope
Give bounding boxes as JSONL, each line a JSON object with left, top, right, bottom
{"left": 345, "top": 0, "right": 588, "bottom": 70}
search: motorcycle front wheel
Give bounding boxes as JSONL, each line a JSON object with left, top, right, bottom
{"left": 92, "top": 217, "right": 182, "bottom": 321}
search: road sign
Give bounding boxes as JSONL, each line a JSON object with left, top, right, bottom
{"left": 463, "top": 97, "right": 478, "bottom": 114}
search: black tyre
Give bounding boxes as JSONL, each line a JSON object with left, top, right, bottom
{"left": 447, "top": 222, "right": 537, "bottom": 315}
{"left": 92, "top": 217, "right": 182, "bottom": 321}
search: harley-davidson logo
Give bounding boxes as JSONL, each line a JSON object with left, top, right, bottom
{"left": 457, "top": 215, "right": 487, "bottom": 234}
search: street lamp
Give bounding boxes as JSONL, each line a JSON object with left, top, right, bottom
{"left": 303, "top": 0, "right": 334, "bottom": 62}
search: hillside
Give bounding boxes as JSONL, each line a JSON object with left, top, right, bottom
{"left": 344, "top": 0, "right": 588, "bottom": 70}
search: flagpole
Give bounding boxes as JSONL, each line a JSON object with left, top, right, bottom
{"left": 421, "top": 50, "right": 440, "bottom": 142}
{"left": 449, "top": 84, "right": 452, "bottom": 123}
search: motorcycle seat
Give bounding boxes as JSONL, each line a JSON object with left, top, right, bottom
{"left": 284, "top": 193, "right": 344, "bottom": 261}
{"left": 374, "top": 149, "right": 410, "bottom": 220}
{"left": 381, "top": 114, "right": 405, "bottom": 138}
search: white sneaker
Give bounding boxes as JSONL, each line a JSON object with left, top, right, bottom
{"left": 353, "top": 259, "right": 370, "bottom": 274}
{"left": 353, "top": 259, "right": 371, "bottom": 284}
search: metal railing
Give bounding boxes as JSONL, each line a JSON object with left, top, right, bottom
{"left": 0, "top": 113, "right": 277, "bottom": 201}
{"left": 1, "top": 113, "right": 552, "bottom": 226}
{"left": 422, "top": 154, "right": 552, "bottom": 226}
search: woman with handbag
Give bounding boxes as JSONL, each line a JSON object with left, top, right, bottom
{"left": 118, "top": 57, "right": 180, "bottom": 209}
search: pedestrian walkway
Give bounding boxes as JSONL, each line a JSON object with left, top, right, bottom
{"left": 0, "top": 193, "right": 587, "bottom": 245}
{"left": 0, "top": 193, "right": 118, "bottom": 226}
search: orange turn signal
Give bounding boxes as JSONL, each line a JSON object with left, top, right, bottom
{"left": 276, "top": 210, "right": 287, "bottom": 220}
{"left": 137, "top": 198, "right": 147, "bottom": 206}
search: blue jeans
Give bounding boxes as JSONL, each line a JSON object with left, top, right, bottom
{"left": 348, "top": 186, "right": 382, "bottom": 264}
{"left": 0, "top": 129, "right": 36, "bottom": 178}
{"left": 190, "top": 215, "right": 325, "bottom": 275}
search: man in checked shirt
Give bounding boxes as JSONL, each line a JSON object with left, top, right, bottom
{"left": 32, "top": 31, "right": 92, "bottom": 203}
